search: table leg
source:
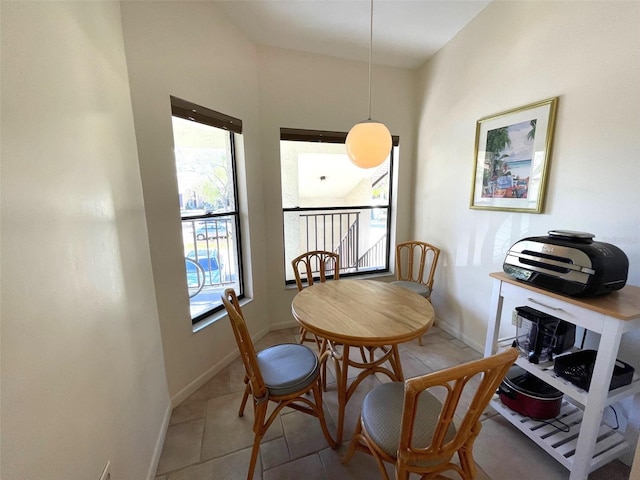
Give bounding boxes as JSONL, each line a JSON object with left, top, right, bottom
{"left": 390, "top": 344, "right": 404, "bottom": 381}
{"left": 331, "top": 343, "right": 405, "bottom": 446}
{"left": 335, "top": 343, "right": 350, "bottom": 446}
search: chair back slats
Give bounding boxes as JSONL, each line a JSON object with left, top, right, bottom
{"left": 221, "top": 288, "right": 338, "bottom": 479}
{"left": 396, "top": 241, "right": 440, "bottom": 289}
{"left": 292, "top": 250, "right": 340, "bottom": 291}
{"left": 398, "top": 348, "right": 518, "bottom": 470}
{"left": 221, "top": 289, "right": 267, "bottom": 399}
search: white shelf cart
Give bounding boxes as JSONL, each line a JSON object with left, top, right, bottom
{"left": 484, "top": 272, "right": 640, "bottom": 480}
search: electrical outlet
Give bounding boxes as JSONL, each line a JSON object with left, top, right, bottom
{"left": 99, "top": 461, "right": 111, "bottom": 480}
{"left": 511, "top": 310, "right": 520, "bottom": 327}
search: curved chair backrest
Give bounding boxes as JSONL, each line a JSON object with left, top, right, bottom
{"left": 291, "top": 250, "right": 340, "bottom": 291}
{"left": 221, "top": 288, "right": 338, "bottom": 480}
{"left": 395, "top": 241, "right": 440, "bottom": 292}
{"left": 398, "top": 348, "right": 518, "bottom": 476}
{"left": 342, "top": 347, "right": 518, "bottom": 479}
{"left": 221, "top": 288, "right": 267, "bottom": 400}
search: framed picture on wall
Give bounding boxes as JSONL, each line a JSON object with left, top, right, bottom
{"left": 469, "top": 97, "right": 558, "bottom": 213}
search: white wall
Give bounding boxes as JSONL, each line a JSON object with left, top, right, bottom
{"left": 414, "top": 0, "right": 640, "bottom": 374}
{"left": 416, "top": 2, "right": 640, "bottom": 459}
{"left": 1, "top": 2, "right": 170, "bottom": 479}
{"left": 256, "top": 45, "right": 418, "bottom": 326}
{"left": 119, "top": 1, "right": 268, "bottom": 403}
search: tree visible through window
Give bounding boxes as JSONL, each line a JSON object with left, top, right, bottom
{"left": 170, "top": 96, "right": 244, "bottom": 324}
{"left": 280, "top": 128, "right": 397, "bottom": 284}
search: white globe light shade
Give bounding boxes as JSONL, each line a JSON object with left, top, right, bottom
{"left": 345, "top": 120, "right": 392, "bottom": 169}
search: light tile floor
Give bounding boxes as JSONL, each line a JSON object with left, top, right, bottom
{"left": 155, "top": 326, "right": 631, "bottom": 480}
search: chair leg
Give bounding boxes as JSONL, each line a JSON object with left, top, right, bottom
{"left": 341, "top": 416, "right": 363, "bottom": 464}
{"left": 300, "top": 327, "right": 325, "bottom": 355}
{"left": 311, "top": 382, "right": 338, "bottom": 449}
{"left": 299, "top": 326, "right": 309, "bottom": 344}
{"left": 358, "top": 346, "right": 368, "bottom": 363}
{"left": 238, "top": 378, "right": 250, "bottom": 417}
{"left": 319, "top": 340, "right": 331, "bottom": 392}
{"left": 457, "top": 424, "right": 481, "bottom": 479}
{"left": 395, "top": 463, "right": 409, "bottom": 480}
{"left": 343, "top": 419, "right": 390, "bottom": 480}
{"left": 418, "top": 295, "right": 432, "bottom": 346}
{"left": 246, "top": 432, "right": 263, "bottom": 480}
{"left": 458, "top": 448, "right": 477, "bottom": 480}
{"left": 246, "top": 401, "right": 268, "bottom": 480}
{"left": 321, "top": 358, "right": 328, "bottom": 392}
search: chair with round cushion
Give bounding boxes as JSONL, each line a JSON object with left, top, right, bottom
{"left": 392, "top": 241, "right": 441, "bottom": 345}
{"left": 342, "top": 348, "right": 518, "bottom": 480}
{"left": 221, "top": 288, "right": 337, "bottom": 480}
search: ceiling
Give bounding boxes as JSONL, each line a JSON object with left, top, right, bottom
{"left": 216, "top": 0, "right": 492, "bottom": 69}
{"left": 215, "top": 1, "right": 492, "bottom": 196}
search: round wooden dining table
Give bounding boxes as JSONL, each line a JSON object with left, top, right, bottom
{"left": 291, "top": 279, "right": 435, "bottom": 444}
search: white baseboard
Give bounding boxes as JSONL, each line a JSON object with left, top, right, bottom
{"left": 169, "top": 325, "right": 270, "bottom": 407}
{"left": 170, "top": 350, "right": 238, "bottom": 407}
{"left": 270, "top": 319, "right": 298, "bottom": 331}
{"left": 434, "top": 318, "right": 484, "bottom": 353}
{"left": 147, "top": 402, "right": 172, "bottom": 480}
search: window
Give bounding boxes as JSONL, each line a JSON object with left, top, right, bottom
{"left": 280, "top": 128, "right": 397, "bottom": 284}
{"left": 170, "top": 96, "right": 244, "bottom": 324}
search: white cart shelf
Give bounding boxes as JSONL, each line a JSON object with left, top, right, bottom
{"left": 491, "top": 396, "right": 628, "bottom": 473}
{"left": 485, "top": 272, "right": 640, "bottom": 480}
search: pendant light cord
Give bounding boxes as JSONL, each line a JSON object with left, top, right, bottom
{"left": 367, "top": 0, "right": 373, "bottom": 121}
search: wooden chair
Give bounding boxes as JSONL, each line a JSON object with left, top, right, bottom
{"left": 221, "top": 288, "right": 337, "bottom": 480}
{"left": 392, "top": 241, "right": 440, "bottom": 300}
{"left": 291, "top": 250, "right": 340, "bottom": 351}
{"left": 342, "top": 348, "right": 518, "bottom": 480}
{"left": 392, "top": 241, "right": 441, "bottom": 345}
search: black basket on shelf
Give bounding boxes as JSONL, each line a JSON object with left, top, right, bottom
{"left": 553, "top": 349, "right": 634, "bottom": 391}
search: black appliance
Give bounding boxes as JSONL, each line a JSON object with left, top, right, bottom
{"left": 554, "top": 350, "right": 635, "bottom": 391}
{"left": 503, "top": 230, "right": 629, "bottom": 297}
{"left": 513, "top": 306, "right": 576, "bottom": 364}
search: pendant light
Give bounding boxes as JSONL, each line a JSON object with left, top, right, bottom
{"left": 346, "top": 0, "right": 392, "bottom": 169}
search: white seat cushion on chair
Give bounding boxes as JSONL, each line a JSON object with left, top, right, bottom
{"left": 391, "top": 280, "right": 431, "bottom": 298}
{"left": 257, "top": 343, "right": 319, "bottom": 396}
{"left": 361, "top": 382, "right": 456, "bottom": 464}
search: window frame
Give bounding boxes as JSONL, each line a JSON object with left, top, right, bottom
{"left": 280, "top": 127, "right": 398, "bottom": 285}
{"left": 171, "top": 96, "right": 245, "bottom": 324}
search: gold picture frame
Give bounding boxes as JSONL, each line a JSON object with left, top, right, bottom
{"left": 470, "top": 97, "right": 558, "bottom": 213}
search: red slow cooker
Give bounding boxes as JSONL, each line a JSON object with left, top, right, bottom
{"left": 498, "top": 365, "right": 563, "bottom": 419}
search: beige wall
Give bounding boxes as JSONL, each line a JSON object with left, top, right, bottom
{"left": 119, "top": 3, "right": 417, "bottom": 404}
{"left": 256, "top": 45, "right": 418, "bottom": 327}
{"left": 4, "top": 1, "right": 639, "bottom": 478}
{"left": 119, "top": 1, "right": 268, "bottom": 405}
{"left": 416, "top": 0, "right": 640, "bottom": 350}
{"left": 1, "top": 2, "right": 169, "bottom": 479}
{"left": 415, "top": 0, "right": 640, "bottom": 457}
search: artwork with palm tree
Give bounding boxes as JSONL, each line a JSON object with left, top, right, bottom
{"left": 470, "top": 97, "right": 558, "bottom": 213}
{"left": 482, "top": 119, "right": 535, "bottom": 199}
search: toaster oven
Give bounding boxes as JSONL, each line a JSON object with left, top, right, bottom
{"left": 503, "top": 230, "right": 628, "bottom": 297}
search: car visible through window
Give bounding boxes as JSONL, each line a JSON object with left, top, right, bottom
{"left": 195, "top": 221, "right": 228, "bottom": 240}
